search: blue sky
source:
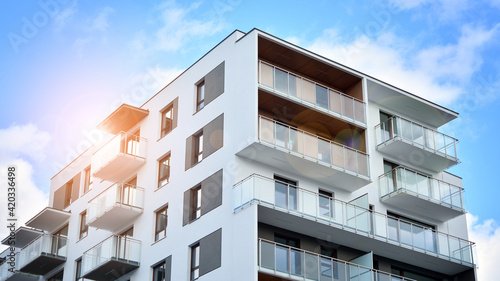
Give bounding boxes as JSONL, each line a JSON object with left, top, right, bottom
{"left": 1, "top": 0, "right": 499, "bottom": 278}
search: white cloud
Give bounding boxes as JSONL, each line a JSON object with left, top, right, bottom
{"left": 305, "top": 24, "right": 498, "bottom": 105}
{"left": 154, "top": 1, "right": 224, "bottom": 52}
{"left": 53, "top": 4, "right": 77, "bottom": 33}
{"left": 0, "top": 124, "right": 51, "bottom": 162}
{"left": 467, "top": 213, "right": 500, "bottom": 280}
{"left": 389, "top": 0, "right": 470, "bottom": 21}
{"left": 88, "top": 7, "right": 114, "bottom": 33}
{"left": 0, "top": 125, "right": 50, "bottom": 250}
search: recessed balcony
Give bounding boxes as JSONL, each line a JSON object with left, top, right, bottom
{"left": 87, "top": 182, "right": 144, "bottom": 232}
{"left": 379, "top": 166, "right": 465, "bottom": 222}
{"left": 233, "top": 174, "right": 476, "bottom": 275}
{"left": 375, "top": 116, "right": 459, "bottom": 172}
{"left": 258, "top": 239, "right": 415, "bottom": 281}
{"left": 82, "top": 235, "right": 140, "bottom": 281}
{"left": 237, "top": 116, "right": 370, "bottom": 192}
{"left": 17, "top": 234, "right": 67, "bottom": 276}
{"left": 259, "top": 61, "right": 366, "bottom": 127}
{"left": 92, "top": 132, "right": 147, "bottom": 182}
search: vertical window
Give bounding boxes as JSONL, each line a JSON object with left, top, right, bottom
{"left": 274, "top": 176, "right": 297, "bottom": 210}
{"left": 161, "top": 105, "right": 174, "bottom": 137}
{"left": 64, "top": 180, "right": 73, "bottom": 208}
{"left": 274, "top": 234, "right": 301, "bottom": 275}
{"left": 155, "top": 206, "right": 168, "bottom": 242}
{"left": 192, "top": 186, "right": 202, "bottom": 220}
{"left": 79, "top": 211, "right": 88, "bottom": 240}
{"left": 75, "top": 258, "right": 82, "bottom": 281}
{"left": 153, "top": 261, "right": 166, "bottom": 281}
{"left": 319, "top": 190, "right": 333, "bottom": 217}
{"left": 196, "top": 81, "right": 205, "bottom": 111}
{"left": 194, "top": 132, "right": 203, "bottom": 164}
{"left": 158, "top": 154, "right": 171, "bottom": 188}
{"left": 83, "top": 166, "right": 92, "bottom": 194}
{"left": 190, "top": 243, "right": 200, "bottom": 280}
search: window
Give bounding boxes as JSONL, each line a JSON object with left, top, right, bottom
{"left": 155, "top": 206, "right": 168, "bottom": 242}
{"left": 320, "top": 246, "right": 337, "bottom": 279}
{"left": 153, "top": 261, "right": 166, "bottom": 281}
{"left": 274, "top": 176, "right": 297, "bottom": 210}
{"left": 194, "top": 131, "right": 203, "bottom": 164}
{"left": 192, "top": 186, "right": 202, "bottom": 221}
{"left": 274, "top": 234, "right": 301, "bottom": 275}
{"left": 83, "top": 166, "right": 92, "bottom": 194}
{"left": 196, "top": 81, "right": 205, "bottom": 111}
{"left": 48, "top": 270, "right": 64, "bottom": 281}
{"left": 319, "top": 190, "right": 333, "bottom": 217}
{"left": 190, "top": 243, "right": 200, "bottom": 280}
{"left": 158, "top": 154, "right": 171, "bottom": 188}
{"left": 183, "top": 170, "right": 223, "bottom": 226}
{"left": 75, "top": 258, "right": 82, "bottom": 281}
{"left": 79, "top": 211, "right": 88, "bottom": 240}
{"left": 64, "top": 179, "right": 73, "bottom": 208}
{"left": 185, "top": 114, "right": 223, "bottom": 170}
{"left": 161, "top": 105, "right": 174, "bottom": 137}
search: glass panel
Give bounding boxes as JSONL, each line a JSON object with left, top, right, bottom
{"left": 413, "top": 124, "right": 424, "bottom": 146}
{"left": 345, "top": 149, "right": 357, "bottom": 172}
{"left": 302, "top": 79, "right": 316, "bottom": 104}
{"left": 319, "top": 195, "right": 332, "bottom": 217}
{"left": 289, "top": 128, "right": 299, "bottom": 152}
{"left": 260, "top": 242, "right": 275, "bottom": 270}
{"left": 303, "top": 134, "right": 318, "bottom": 159}
{"left": 425, "top": 229, "right": 437, "bottom": 253}
{"left": 354, "top": 100, "right": 365, "bottom": 123}
{"left": 289, "top": 74, "right": 298, "bottom": 97}
{"left": 275, "top": 182, "right": 287, "bottom": 209}
{"left": 357, "top": 153, "right": 368, "bottom": 177}
{"left": 260, "top": 63, "right": 274, "bottom": 88}
{"left": 290, "top": 248, "right": 303, "bottom": 276}
{"left": 388, "top": 217, "right": 399, "bottom": 242}
{"left": 305, "top": 253, "right": 319, "bottom": 280}
{"left": 413, "top": 225, "right": 426, "bottom": 250}
{"left": 400, "top": 220, "right": 412, "bottom": 246}
{"left": 275, "top": 123, "right": 288, "bottom": 148}
{"left": 318, "top": 139, "right": 331, "bottom": 164}
{"left": 316, "top": 85, "right": 329, "bottom": 109}
{"left": 275, "top": 245, "right": 288, "bottom": 273}
{"left": 289, "top": 187, "right": 297, "bottom": 211}
{"left": 275, "top": 69, "right": 288, "bottom": 93}
{"left": 400, "top": 118, "right": 413, "bottom": 141}
{"left": 437, "top": 233, "right": 450, "bottom": 257}
{"left": 331, "top": 143, "right": 344, "bottom": 168}
{"left": 342, "top": 95, "right": 354, "bottom": 119}
{"left": 260, "top": 118, "right": 275, "bottom": 144}
{"left": 329, "top": 90, "right": 341, "bottom": 114}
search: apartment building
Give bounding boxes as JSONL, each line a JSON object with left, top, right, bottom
{"left": 0, "top": 28, "right": 477, "bottom": 281}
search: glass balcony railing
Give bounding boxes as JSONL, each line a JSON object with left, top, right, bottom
{"left": 92, "top": 132, "right": 147, "bottom": 179}
{"left": 259, "top": 239, "right": 415, "bottom": 281}
{"left": 379, "top": 166, "right": 465, "bottom": 211}
{"left": 18, "top": 234, "right": 67, "bottom": 270}
{"left": 375, "top": 116, "right": 458, "bottom": 161}
{"left": 82, "top": 235, "right": 141, "bottom": 277}
{"left": 259, "top": 61, "right": 366, "bottom": 125}
{"left": 87, "top": 182, "right": 145, "bottom": 226}
{"left": 233, "top": 174, "right": 476, "bottom": 266}
{"left": 259, "top": 115, "right": 369, "bottom": 178}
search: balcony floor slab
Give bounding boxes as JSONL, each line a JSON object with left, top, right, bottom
{"left": 93, "top": 153, "right": 146, "bottom": 182}
{"left": 82, "top": 259, "right": 139, "bottom": 281}
{"left": 237, "top": 142, "right": 370, "bottom": 192}
{"left": 19, "top": 254, "right": 65, "bottom": 276}
{"left": 88, "top": 205, "right": 143, "bottom": 232}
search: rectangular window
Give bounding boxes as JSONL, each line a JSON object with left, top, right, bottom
{"left": 318, "top": 190, "right": 333, "bottom": 217}
{"left": 52, "top": 224, "right": 68, "bottom": 256}
{"left": 320, "top": 246, "right": 337, "bottom": 279}
{"left": 155, "top": 206, "right": 168, "bottom": 242}
{"left": 274, "top": 234, "right": 301, "bottom": 275}
{"left": 161, "top": 105, "right": 174, "bottom": 137}
{"left": 83, "top": 166, "right": 92, "bottom": 194}
{"left": 190, "top": 243, "right": 200, "bottom": 280}
{"left": 194, "top": 132, "right": 203, "bottom": 164}
{"left": 196, "top": 81, "right": 205, "bottom": 111}
{"left": 158, "top": 154, "right": 171, "bottom": 188}
{"left": 64, "top": 180, "right": 73, "bottom": 208}
{"left": 192, "top": 186, "right": 202, "bottom": 221}
{"left": 153, "top": 261, "right": 166, "bottom": 281}
{"left": 75, "top": 258, "right": 82, "bottom": 281}
{"left": 274, "top": 176, "right": 297, "bottom": 210}
{"left": 79, "top": 211, "right": 88, "bottom": 240}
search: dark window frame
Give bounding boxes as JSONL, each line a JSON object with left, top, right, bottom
{"left": 190, "top": 243, "right": 200, "bottom": 280}
{"left": 79, "top": 211, "right": 88, "bottom": 240}
{"left": 155, "top": 205, "right": 168, "bottom": 242}
{"left": 193, "top": 131, "right": 203, "bottom": 164}
{"left": 153, "top": 260, "right": 166, "bottom": 281}
{"left": 191, "top": 185, "right": 202, "bottom": 221}
{"left": 196, "top": 81, "right": 205, "bottom": 112}
{"left": 83, "top": 166, "right": 92, "bottom": 194}
{"left": 161, "top": 104, "right": 174, "bottom": 137}
{"left": 158, "top": 153, "right": 171, "bottom": 188}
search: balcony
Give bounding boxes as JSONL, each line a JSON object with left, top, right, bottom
{"left": 233, "top": 175, "right": 476, "bottom": 275}
{"left": 17, "top": 234, "right": 67, "bottom": 276}
{"left": 0, "top": 252, "right": 38, "bottom": 281}
{"left": 92, "top": 132, "right": 147, "bottom": 182}
{"left": 238, "top": 116, "right": 369, "bottom": 191}
{"left": 87, "top": 182, "right": 144, "bottom": 232}
{"left": 379, "top": 167, "right": 465, "bottom": 222}
{"left": 375, "top": 116, "right": 459, "bottom": 172}
{"left": 1, "top": 227, "right": 42, "bottom": 249}
{"left": 258, "top": 239, "right": 415, "bottom": 281}
{"left": 82, "top": 235, "right": 140, "bottom": 280}
{"left": 258, "top": 61, "right": 366, "bottom": 127}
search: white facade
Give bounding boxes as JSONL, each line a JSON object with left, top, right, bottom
{"left": 0, "top": 29, "right": 476, "bottom": 281}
